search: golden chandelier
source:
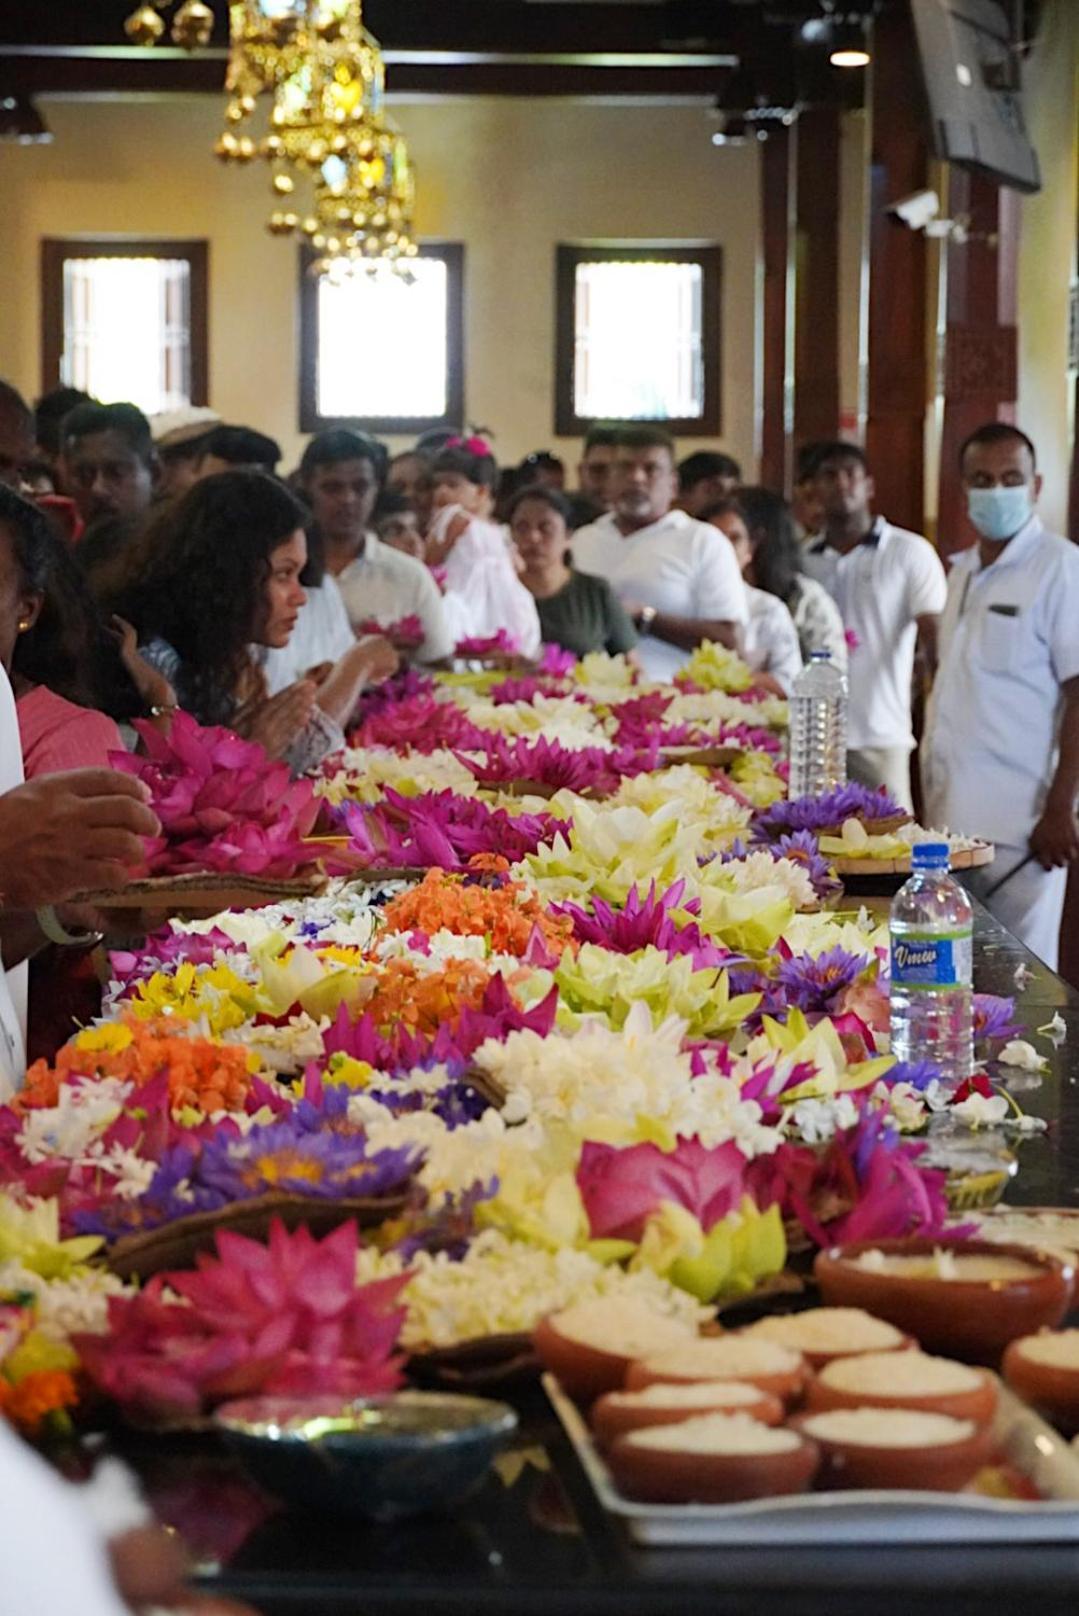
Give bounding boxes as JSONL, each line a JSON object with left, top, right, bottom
{"left": 123, "top": 0, "right": 417, "bottom": 273}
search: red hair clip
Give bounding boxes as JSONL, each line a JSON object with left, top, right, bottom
{"left": 447, "top": 434, "right": 492, "bottom": 457}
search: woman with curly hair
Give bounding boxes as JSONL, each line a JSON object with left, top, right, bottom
{"left": 127, "top": 470, "right": 389, "bottom": 771}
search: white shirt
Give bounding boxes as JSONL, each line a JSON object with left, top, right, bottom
{"left": 745, "top": 587, "right": 803, "bottom": 695}
{"left": 923, "top": 516, "right": 1079, "bottom": 846}
{"left": 335, "top": 534, "right": 454, "bottom": 664}
{"left": 0, "top": 1420, "right": 130, "bottom": 1616}
{"left": 803, "top": 518, "right": 946, "bottom": 750}
{"left": 572, "top": 509, "right": 749, "bottom": 681}
{"left": 0, "top": 666, "right": 26, "bottom": 1096}
{"left": 261, "top": 578, "right": 356, "bottom": 696}
{"left": 431, "top": 508, "right": 542, "bottom": 659}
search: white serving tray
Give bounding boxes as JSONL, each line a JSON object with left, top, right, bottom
{"left": 544, "top": 1373, "right": 1079, "bottom": 1546}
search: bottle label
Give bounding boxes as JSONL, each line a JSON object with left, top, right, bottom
{"left": 890, "top": 930, "right": 973, "bottom": 989}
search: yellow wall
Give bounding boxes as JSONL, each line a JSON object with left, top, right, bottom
{"left": 1017, "top": 0, "right": 1078, "bottom": 536}
{"left": 0, "top": 94, "right": 761, "bottom": 476}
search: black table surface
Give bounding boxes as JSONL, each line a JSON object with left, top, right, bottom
{"left": 114, "top": 901, "right": 1079, "bottom": 1616}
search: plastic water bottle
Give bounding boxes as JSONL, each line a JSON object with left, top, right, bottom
{"left": 787, "top": 649, "right": 847, "bottom": 799}
{"left": 889, "top": 842, "right": 973, "bottom": 1085}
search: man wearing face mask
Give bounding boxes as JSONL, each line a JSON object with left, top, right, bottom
{"left": 922, "top": 423, "right": 1079, "bottom": 969}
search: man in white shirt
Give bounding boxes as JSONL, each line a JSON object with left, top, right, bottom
{"left": 923, "top": 423, "right": 1079, "bottom": 969}
{"left": 300, "top": 430, "right": 453, "bottom": 664}
{"left": 572, "top": 426, "right": 749, "bottom": 682}
{"left": 802, "top": 441, "right": 946, "bottom": 810}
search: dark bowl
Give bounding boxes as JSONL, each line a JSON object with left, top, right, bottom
{"left": 814, "top": 1238, "right": 1073, "bottom": 1364}
{"left": 214, "top": 1391, "right": 518, "bottom": 1520}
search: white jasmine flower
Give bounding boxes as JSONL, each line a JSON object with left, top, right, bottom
{"left": 998, "top": 1039, "right": 1047, "bottom": 1072}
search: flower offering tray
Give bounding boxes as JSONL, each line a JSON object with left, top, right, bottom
{"left": 545, "top": 1374, "right": 1079, "bottom": 1546}
{"left": 831, "top": 841, "right": 995, "bottom": 878}
{"left": 75, "top": 871, "right": 328, "bottom": 912}
{"left": 659, "top": 744, "right": 742, "bottom": 770}
{"left": 409, "top": 1332, "right": 539, "bottom": 1391}
{"left": 106, "top": 1191, "right": 411, "bottom": 1281}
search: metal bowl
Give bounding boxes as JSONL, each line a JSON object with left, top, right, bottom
{"left": 214, "top": 1390, "right": 518, "bottom": 1520}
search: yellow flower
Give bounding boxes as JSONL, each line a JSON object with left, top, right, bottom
{"left": 755, "top": 1010, "right": 894, "bottom": 1100}
{"left": 72, "top": 1024, "right": 133, "bottom": 1056}
{"left": 323, "top": 1054, "right": 376, "bottom": 1090}
{"left": 5, "top": 1329, "right": 78, "bottom": 1380}
{"left": 0, "top": 1197, "right": 101, "bottom": 1279}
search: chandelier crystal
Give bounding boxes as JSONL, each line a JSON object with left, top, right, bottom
{"left": 123, "top": 0, "right": 418, "bottom": 273}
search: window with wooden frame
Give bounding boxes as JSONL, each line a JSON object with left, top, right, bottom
{"left": 299, "top": 243, "right": 465, "bottom": 435}
{"left": 41, "top": 238, "right": 209, "bottom": 416}
{"left": 555, "top": 244, "right": 723, "bottom": 438}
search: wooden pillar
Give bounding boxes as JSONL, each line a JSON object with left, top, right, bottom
{"left": 793, "top": 106, "right": 842, "bottom": 449}
{"left": 759, "top": 123, "right": 792, "bottom": 492}
{"left": 935, "top": 170, "right": 1020, "bottom": 557}
{"left": 865, "top": 0, "right": 930, "bottom": 533}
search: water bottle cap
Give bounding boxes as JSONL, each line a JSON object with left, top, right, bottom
{"left": 809, "top": 650, "right": 832, "bottom": 662}
{"left": 911, "top": 842, "right": 951, "bottom": 870}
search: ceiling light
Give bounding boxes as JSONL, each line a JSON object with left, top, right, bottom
{"left": 0, "top": 94, "right": 52, "bottom": 145}
{"left": 830, "top": 25, "right": 871, "bottom": 68}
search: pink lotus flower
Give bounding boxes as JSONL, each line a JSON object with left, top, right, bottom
{"left": 577, "top": 1136, "right": 751, "bottom": 1242}
{"left": 350, "top": 695, "right": 489, "bottom": 754}
{"left": 322, "top": 974, "right": 559, "bottom": 1075}
{"left": 455, "top": 630, "right": 519, "bottom": 657}
{"left": 335, "top": 790, "right": 567, "bottom": 872}
{"left": 538, "top": 643, "right": 578, "bottom": 676}
{"left": 74, "top": 1219, "right": 410, "bottom": 1421}
{"left": 355, "top": 614, "right": 425, "bottom": 649}
{"left": 455, "top": 736, "right": 653, "bottom": 795}
{"left": 109, "top": 712, "right": 320, "bottom": 879}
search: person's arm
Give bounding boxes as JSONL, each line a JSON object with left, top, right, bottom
{"left": 314, "top": 635, "right": 400, "bottom": 726}
{"left": 0, "top": 770, "right": 159, "bottom": 906}
{"left": 602, "top": 584, "right": 638, "bottom": 656}
{"left": 633, "top": 522, "right": 750, "bottom": 654}
{"left": 639, "top": 609, "right": 742, "bottom": 653}
{"left": 915, "top": 611, "right": 941, "bottom": 678}
{"left": 1030, "top": 675, "right": 1079, "bottom": 869}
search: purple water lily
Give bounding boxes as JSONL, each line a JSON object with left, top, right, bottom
{"left": 752, "top": 782, "right": 906, "bottom": 840}
{"left": 775, "top": 946, "right": 870, "bottom": 1013}
{"left": 195, "top": 1117, "right": 422, "bottom": 1202}
{"left": 972, "top": 994, "right": 1021, "bottom": 1044}
{"left": 882, "top": 1059, "right": 943, "bottom": 1092}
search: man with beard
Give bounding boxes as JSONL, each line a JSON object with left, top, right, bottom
{"left": 571, "top": 426, "right": 748, "bottom": 680}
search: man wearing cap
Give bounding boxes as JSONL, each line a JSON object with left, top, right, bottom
{"left": 922, "top": 423, "right": 1079, "bottom": 969}
{"left": 150, "top": 406, "right": 221, "bottom": 499}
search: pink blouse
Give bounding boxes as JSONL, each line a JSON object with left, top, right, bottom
{"left": 16, "top": 685, "right": 123, "bottom": 779}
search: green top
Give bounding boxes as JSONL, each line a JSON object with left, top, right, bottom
{"left": 533, "top": 569, "right": 638, "bottom": 658}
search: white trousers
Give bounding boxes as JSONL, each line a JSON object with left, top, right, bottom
{"left": 963, "top": 844, "right": 1068, "bottom": 972}
{"left": 847, "top": 746, "right": 914, "bottom": 814}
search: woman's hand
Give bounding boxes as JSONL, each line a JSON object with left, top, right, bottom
{"left": 352, "top": 634, "right": 400, "bottom": 684}
{"left": 110, "top": 616, "right": 177, "bottom": 716}
{"left": 235, "top": 680, "right": 317, "bottom": 760}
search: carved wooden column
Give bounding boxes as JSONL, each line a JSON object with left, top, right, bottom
{"left": 793, "top": 105, "right": 842, "bottom": 450}
{"left": 935, "top": 170, "right": 1019, "bottom": 557}
{"left": 759, "top": 123, "right": 792, "bottom": 492}
{"left": 865, "top": 0, "right": 930, "bottom": 532}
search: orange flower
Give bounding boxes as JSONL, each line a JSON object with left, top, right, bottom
{"left": 21, "top": 1019, "right": 254, "bottom": 1117}
{"left": 363, "top": 957, "right": 492, "bottom": 1038}
{"left": 380, "top": 869, "right": 575, "bottom": 960}
{"left": 2, "top": 1370, "right": 78, "bottom": 1434}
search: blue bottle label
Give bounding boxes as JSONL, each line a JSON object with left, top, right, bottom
{"left": 891, "top": 931, "right": 972, "bottom": 989}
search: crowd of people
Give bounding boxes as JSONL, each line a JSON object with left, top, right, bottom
{"left": 0, "top": 375, "right": 1076, "bottom": 1614}
{"left": 0, "top": 374, "right": 1076, "bottom": 1061}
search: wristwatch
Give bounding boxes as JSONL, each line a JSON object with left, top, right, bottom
{"left": 636, "top": 605, "right": 657, "bottom": 632}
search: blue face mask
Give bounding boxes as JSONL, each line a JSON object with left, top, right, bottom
{"left": 966, "top": 484, "right": 1034, "bottom": 542}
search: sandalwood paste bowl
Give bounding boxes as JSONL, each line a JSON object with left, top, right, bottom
{"left": 813, "top": 1238, "right": 1073, "bottom": 1364}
